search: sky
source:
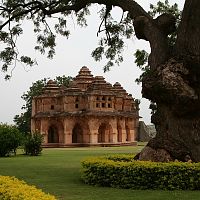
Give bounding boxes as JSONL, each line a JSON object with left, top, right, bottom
{"left": 0, "top": 0, "right": 184, "bottom": 125}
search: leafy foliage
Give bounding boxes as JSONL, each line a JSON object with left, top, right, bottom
{"left": 13, "top": 112, "right": 30, "bottom": 136}
{"left": 23, "top": 132, "right": 43, "bottom": 156}
{"left": 92, "top": 8, "right": 133, "bottom": 71}
{"left": 0, "top": 123, "right": 22, "bottom": 157}
{"left": 0, "top": 0, "right": 135, "bottom": 77}
{"left": 0, "top": 0, "right": 181, "bottom": 78}
{"left": 82, "top": 155, "right": 200, "bottom": 190}
{"left": 149, "top": 0, "right": 181, "bottom": 47}
{"left": 0, "top": 1, "right": 94, "bottom": 79}
{"left": 0, "top": 176, "right": 57, "bottom": 200}
{"left": 134, "top": 49, "right": 149, "bottom": 84}
{"left": 14, "top": 75, "right": 72, "bottom": 133}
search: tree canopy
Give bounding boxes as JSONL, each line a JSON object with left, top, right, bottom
{"left": 0, "top": 0, "right": 178, "bottom": 79}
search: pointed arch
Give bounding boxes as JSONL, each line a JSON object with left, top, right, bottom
{"left": 48, "top": 125, "right": 59, "bottom": 143}
{"left": 98, "top": 124, "right": 106, "bottom": 143}
{"left": 98, "top": 123, "right": 113, "bottom": 143}
{"left": 117, "top": 125, "right": 122, "bottom": 142}
{"left": 72, "top": 123, "right": 83, "bottom": 143}
{"left": 126, "top": 125, "right": 131, "bottom": 141}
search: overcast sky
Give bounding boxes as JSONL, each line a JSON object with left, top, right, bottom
{"left": 0, "top": 0, "right": 184, "bottom": 125}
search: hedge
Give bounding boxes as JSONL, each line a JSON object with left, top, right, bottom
{"left": 0, "top": 176, "right": 57, "bottom": 200}
{"left": 81, "top": 155, "right": 200, "bottom": 190}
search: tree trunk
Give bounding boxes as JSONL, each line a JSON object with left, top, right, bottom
{"left": 135, "top": 0, "right": 200, "bottom": 162}
{"left": 138, "top": 104, "right": 200, "bottom": 162}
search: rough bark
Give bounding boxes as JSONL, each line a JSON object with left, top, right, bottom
{"left": 135, "top": 0, "right": 200, "bottom": 162}
{"left": 175, "top": 0, "right": 200, "bottom": 66}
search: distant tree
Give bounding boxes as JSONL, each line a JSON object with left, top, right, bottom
{"left": 23, "top": 131, "right": 43, "bottom": 156}
{"left": 0, "top": 123, "right": 22, "bottom": 157}
{"left": 14, "top": 76, "right": 72, "bottom": 134}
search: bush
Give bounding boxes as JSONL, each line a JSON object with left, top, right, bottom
{"left": 106, "top": 154, "right": 134, "bottom": 162}
{"left": 23, "top": 132, "right": 43, "bottom": 156}
{"left": 0, "top": 175, "right": 57, "bottom": 200}
{"left": 0, "top": 123, "right": 22, "bottom": 157}
{"left": 81, "top": 155, "right": 200, "bottom": 190}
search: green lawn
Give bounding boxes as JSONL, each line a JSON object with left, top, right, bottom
{"left": 0, "top": 145, "right": 200, "bottom": 200}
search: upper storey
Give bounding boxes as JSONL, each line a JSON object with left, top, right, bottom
{"left": 72, "top": 66, "right": 94, "bottom": 91}
{"left": 32, "top": 66, "right": 139, "bottom": 116}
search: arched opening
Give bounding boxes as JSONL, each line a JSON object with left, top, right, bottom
{"left": 98, "top": 124, "right": 106, "bottom": 143}
{"left": 72, "top": 124, "right": 83, "bottom": 143}
{"left": 48, "top": 126, "right": 59, "bottom": 143}
{"left": 117, "top": 125, "right": 122, "bottom": 142}
{"left": 98, "top": 123, "right": 113, "bottom": 143}
{"left": 126, "top": 126, "right": 131, "bottom": 141}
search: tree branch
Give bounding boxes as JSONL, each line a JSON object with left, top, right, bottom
{"left": 45, "top": 0, "right": 151, "bottom": 20}
{"left": 0, "top": 0, "right": 176, "bottom": 70}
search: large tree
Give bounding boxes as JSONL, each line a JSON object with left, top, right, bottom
{"left": 1, "top": 0, "right": 200, "bottom": 162}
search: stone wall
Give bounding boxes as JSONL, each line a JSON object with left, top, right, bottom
{"left": 137, "top": 121, "right": 156, "bottom": 142}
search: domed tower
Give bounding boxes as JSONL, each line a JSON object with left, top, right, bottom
{"left": 73, "top": 66, "right": 94, "bottom": 91}
{"left": 32, "top": 80, "right": 60, "bottom": 116}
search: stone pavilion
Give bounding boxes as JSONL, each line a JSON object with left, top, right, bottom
{"left": 31, "top": 66, "right": 139, "bottom": 147}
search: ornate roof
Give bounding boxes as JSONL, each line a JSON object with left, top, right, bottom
{"left": 37, "top": 66, "right": 132, "bottom": 100}
{"left": 86, "top": 76, "right": 114, "bottom": 95}
{"left": 73, "top": 66, "right": 94, "bottom": 84}
{"left": 112, "top": 82, "right": 129, "bottom": 96}
{"left": 42, "top": 80, "right": 59, "bottom": 95}
{"left": 64, "top": 81, "right": 82, "bottom": 93}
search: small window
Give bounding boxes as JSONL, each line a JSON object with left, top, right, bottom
{"left": 96, "top": 97, "right": 99, "bottom": 100}
{"left": 75, "top": 97, "right": 79, "bottom": 102}
{"left": 102, "top": 96, "right": 106, "bottom": 101}
{"left": 51, "top": 105, "right": 54, "bottom": 110}
{"left": 108, "top": 97, "right": 111, "bottom": 101}
{"left": 102, "top": 103, "right": 105, "bottom": 108}
{"left": 75, "top": 104, "right": 79, "bottom": 108}
{"left": 96, "top": 103, "right": 99, "bottom": 108}
{"left": 108, "top": 103, "right": 111, "bottom": 108}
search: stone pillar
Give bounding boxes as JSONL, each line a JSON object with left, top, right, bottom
{"left": 90, "top": 130, "right": 98, "bottom": 144}
{"left": 112, "top": 128, "right": 118, "bottom": 143}
{"left": 63, "top": 118, "right": 74, "bottom": 144}
{"left": 121, "top": 118, "right": 126, "bottom": 143}
{"left": 64, "top": 131, "right": 72, "bottom": 144}
{"left": 88, "top": 118, "right": 99, "bottom": 144}
{"left": 31, "top": 119, "right": 35, "bottom": 132}
{"left": 109, "top": 118, "right": 117, "bottom": 143}
{"left": 129, "top": 130, "right": 135, "bottom": 142}
{"left": 31, "top": 99, "right": 36, "bottom": 133}
{"left": 40, "top": 120, "right": 48, "bottom": 144}
{"left": 40, "top": 119, "right": 48, "bottom": 144}
{"left": 122, "top": 130, "right": 127, "bottom": 142}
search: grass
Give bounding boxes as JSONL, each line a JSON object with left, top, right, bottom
{"left": 0, "top": 144, "right": 200, "bottom": 200}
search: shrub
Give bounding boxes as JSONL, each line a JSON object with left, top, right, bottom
{"left": 0, "top": 175, "right": 57, "bottom": 200}
{"left": 0, "top": 123, "right": 22, "bottom": 157}
{"left": 23, "top": 131, "right": 43, "bottom": 156}
{"left": 106, "top": 154, "right": 134, "bottom": 162}
{"left": 81, "top": 155, "right": 200, "bottom": 190}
